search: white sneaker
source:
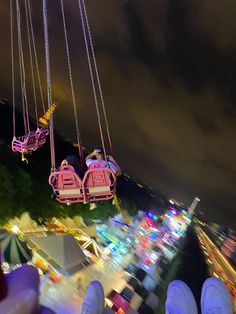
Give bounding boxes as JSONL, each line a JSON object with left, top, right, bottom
{"left": 165, "top": 280, "right": 198, "bottom": 314}
{"left": 90, "top": 203, "right": 97, "bottom": 211}
{"left": 201, "top": 278, "right": 233, "bottom": 314}
{"left": 81, "top": 281, "right": 104, "bottom": 314}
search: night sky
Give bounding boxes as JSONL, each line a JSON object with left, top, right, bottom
{"left": 1, "top": 0, "right": 236, "bottom": 228}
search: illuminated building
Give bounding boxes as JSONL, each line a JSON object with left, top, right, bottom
{"left": 188, "top": 197, "right": 200, "bottom": 218}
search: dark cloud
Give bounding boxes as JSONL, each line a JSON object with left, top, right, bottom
{"left": 1, "top": 0, "right": 236, "bottom": 228}
{"left": 193, "top": 113, "right": 219, "bottom": 134}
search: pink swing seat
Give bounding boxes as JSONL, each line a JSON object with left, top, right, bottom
{"left": 12, "top": 131, "right": 37, "bottom": 154}
{"left": 82, "top": 162, "right": 115, "bottom": 203}
{"left": 49, "top": 162, "right": 116, "bottom": 205}
{"left": 49, "top": 165, "right": 84, "bottom": 205}
{"left": 36, "top": 127, "right": 49, "bottom": 149}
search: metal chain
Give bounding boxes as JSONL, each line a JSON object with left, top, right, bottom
{"left": 24, "top": 0, "right": 38, "bottom": 126}
{"left": 82, "top": 0, "right": 114, "bottom": 155}
{"left": 16, "top": 0, "right": 30, "bottom": 134}
{"left": 10, "top": 0, "right": 16, "bottom": 137}
{"left": 42, "top": 0, "right": 56, "bottom": 169}
{"left": 77, "top": 0, "right": 107, "bottom": 160}
{"left": 27, "top": 0, "right": 46, "bottom": 114}
{"left": 60, "top": 0, "right": 84, "bottom": 165}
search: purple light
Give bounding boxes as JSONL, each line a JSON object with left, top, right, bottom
{"left": 170, "top": 207, "right": 177, "bottom": 215}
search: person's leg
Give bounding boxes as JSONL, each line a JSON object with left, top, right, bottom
{"left": 201, "top": 278, "right": 233, "bottom": 314}
{"left": 39, "top": 305, "right": 56, "bottom": 314}
{"left": 0, "top": 264, "right": 7, "bottom": 301}
{"left": 81, "top": 281, "right": 104, "bottom": 314}
{"left": 165, "top": 280, "right": 198, "bottom": 314}
{"left": 6, "top": 265, "right": 39, "bottom": 297}
{"left": 3, "top": 265, "right": 55, "bottom": 314}
{"left": 0, "top": 288, "right": 37, "bottom": 314}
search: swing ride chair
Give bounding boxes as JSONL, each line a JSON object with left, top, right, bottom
{"left": 49, "top": 162, "right": 116, "bottom": 205}
{"left": 83, "top": 162, "right": 115, "bottom": 203}
{"left": 49, "top": 165, "right": 84, "bottom": 204}
{"left": 12, "top": 131, "right": 37, "bottom": 154}
{"left": 11, "top": 0, "right": 49, "bottom": 158}
{"left": 11, "top": 127, "right": 49, "bottom": 154}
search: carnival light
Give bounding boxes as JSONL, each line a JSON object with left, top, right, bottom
{"left": 11, "top": 225, "right": 19, "bottom": 234}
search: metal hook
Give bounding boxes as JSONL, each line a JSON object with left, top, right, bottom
{"left": 21, "top": 153, "right": 28, "bottom": 164}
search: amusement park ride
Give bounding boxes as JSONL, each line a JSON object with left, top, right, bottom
{"left": 9, "top": 0, "right": 121, "bottom": 206}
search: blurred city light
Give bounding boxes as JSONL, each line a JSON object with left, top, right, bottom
{"left": 11, "top": 225, "right": 19, "bottom": 234}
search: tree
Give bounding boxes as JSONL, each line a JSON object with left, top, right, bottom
{"left": 0, "top": 164, "right": 14, "bottom": 222}
{"left": 13, "top": 169, "right": 32, "bottom": 215}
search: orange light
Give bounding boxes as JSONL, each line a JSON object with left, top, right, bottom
{"left": 39, "top": 103, "right": 57, "bottom": 126}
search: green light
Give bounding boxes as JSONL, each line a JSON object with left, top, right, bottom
{"left": 153, "top": 215, "right": 158, "bottom": 221}
{"left": 183, "top": 215, "right": 191, "bottom": 222}
{"left": 162, "top": 221, "right": 167, "bottom": 225}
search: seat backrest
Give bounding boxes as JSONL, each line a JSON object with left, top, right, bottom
{"left": 26, "top": 132, "right": 36, "bottom": 146}
{"left": 84, "top": 167, "right": 112, "bottom": 188}
{"left": 19, "top": 135, "right": 25, "bottom": 142}
{"left": 56, "top": 165, "right": 82, "bottom": 190}
{"left": 36, "top": 128, "right": 48, "bottom": 141}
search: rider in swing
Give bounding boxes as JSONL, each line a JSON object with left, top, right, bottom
{"left": 85, "top": 148, "right": 121, "bottom": 176}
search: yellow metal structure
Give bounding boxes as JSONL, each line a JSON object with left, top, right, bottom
{"left": 39, "top": 103, "right": 57, "bottom": 126}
